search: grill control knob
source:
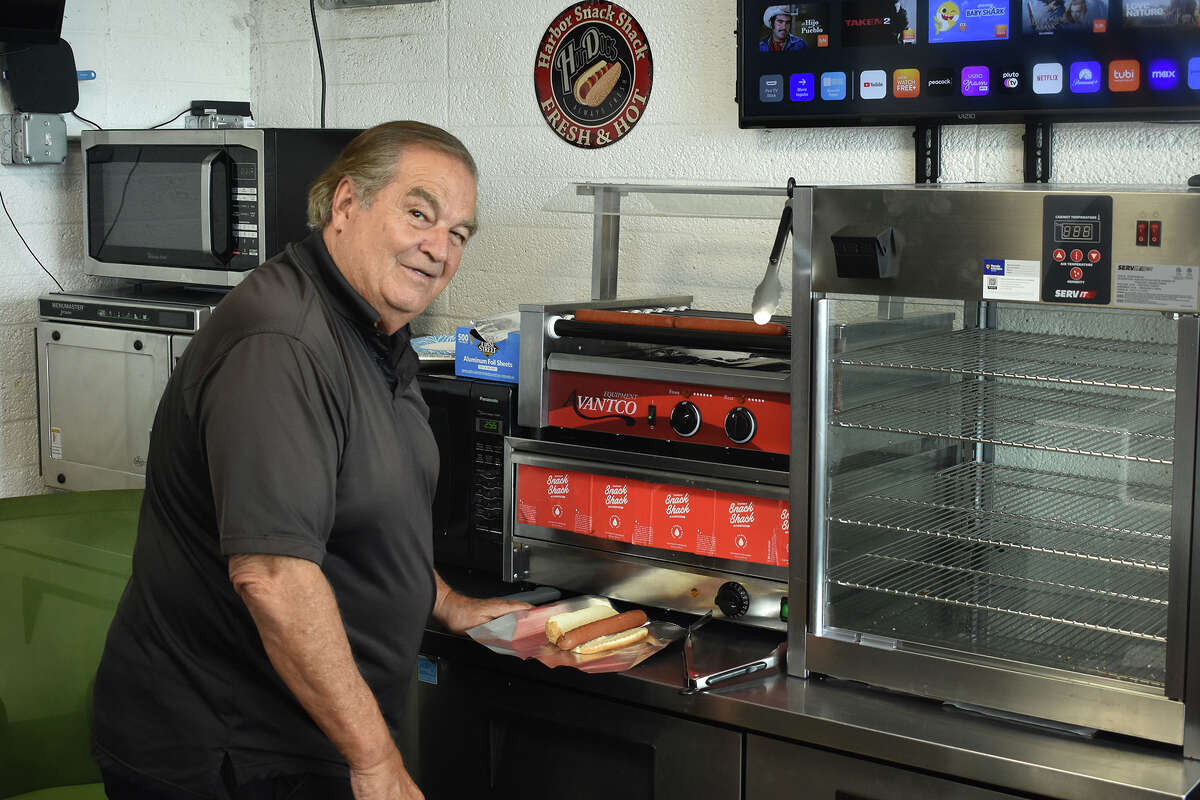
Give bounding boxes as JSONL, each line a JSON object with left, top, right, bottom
{"left": 724, "top": 406, "right": 757, "bottom": 444}
{"left": 670, "top": 401, "right": 701, "bottom": 437}
{"left": 715, "top": 581, "right": 751, "bottom": 618}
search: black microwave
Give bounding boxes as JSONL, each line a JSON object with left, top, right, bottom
{"left": 418, "top": 371, "right": 523, "bottom": 576}
{"left": 81, "top": 128, "right": 360, "bottom": 287}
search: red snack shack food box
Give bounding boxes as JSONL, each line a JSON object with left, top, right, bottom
{"left": 591, "top": 476, "right": 651, "bottom": 544}
{"left": 771, "top": 502, "right": 790, "bottom": 567}
{"left": 650, "top": 484, "right": 715, "bottom": 556}
{"left": 515, "top": 465, "right": 592, "bottom": 535}
{"left": 714, "top": 492, "right": 778, "bottom": 566}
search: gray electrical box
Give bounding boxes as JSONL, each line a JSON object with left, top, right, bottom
{"left": 1, "top": 113, "right": 68, "bottom": 165}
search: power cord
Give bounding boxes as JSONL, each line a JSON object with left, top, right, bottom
{"left": 150, "top": 107, "right": 191, "bottom": 129}
{"left": 310, "top": 0, "right": 327, "bottom": 128}
{"left": 70, "top": 107, "right": 192, "bottom": 131}
{"left": 0, "top": 187, "right": 65, "bottom": 292}
{"left": 71, "top": 111, "right": 103, "bottom": 129}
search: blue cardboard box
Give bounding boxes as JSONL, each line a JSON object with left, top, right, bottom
{"left": 455, "top": 326, "right": 519, "bottom": 383}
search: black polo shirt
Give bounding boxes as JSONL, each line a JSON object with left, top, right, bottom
{"left": 93, "top": 232, "right": 437, "bottom": 795}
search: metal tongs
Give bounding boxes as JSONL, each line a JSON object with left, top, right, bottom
{"left": 680, "top": 612, "right": 787, "bottom": 695}
{"left": 750, "top": 177, "right": 796, "bottom": 326}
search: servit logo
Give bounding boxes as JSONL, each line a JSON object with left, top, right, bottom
{"left": 1148, "top": 59, "right": 1179, "bottom": 91}
{"left": 1108, "top": 60, "right": 1140, "bottom": 92}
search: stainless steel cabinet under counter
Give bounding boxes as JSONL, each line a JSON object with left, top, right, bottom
{"left": 415, "top": 619, "right": 1200, "bottom": 800}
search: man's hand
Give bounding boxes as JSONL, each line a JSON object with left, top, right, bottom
{"left": 349, "top": 747, "right": 423, "bottom": 800}
{"left": 432, "top": 571, "right": 530, "bottom": 634}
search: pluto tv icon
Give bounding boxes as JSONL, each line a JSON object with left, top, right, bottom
{"left": 999, "top": 65, "right": 1023, "bottom": 93}
{"left": 925, "top": 67, "right": 954, "bottom": 96}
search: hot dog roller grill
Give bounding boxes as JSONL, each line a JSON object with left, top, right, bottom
{"left": 504, "top": 297, "right": 794, "bottom": 631}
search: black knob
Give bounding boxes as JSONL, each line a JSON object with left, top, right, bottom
{"left": 724, "top": 406, "right": 757, "bottom": 444}
{"left": 670, "top": 401, "right": 701, "bottom": 437}
{"left": 51, "top": 330, "right": 61, "bottom": 341}
{"left": 133, "top": 340, "right": 143, "bottom": 351}
{"left": 715, "top": 581, "right": 751, "bottom": 618}
{"left": 57, "top": 474, "right": 66, "bottom": 484}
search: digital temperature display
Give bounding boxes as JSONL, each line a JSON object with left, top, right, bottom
{"left": 1054, "top": 221, "right": 1099, "bottom": 243}
{"left": 475, "top": 417, "right": 501, "bottom": 434}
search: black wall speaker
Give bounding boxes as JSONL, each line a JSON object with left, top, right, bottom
{"left": 5, "top": 38, "right": 78, "bottom": 113}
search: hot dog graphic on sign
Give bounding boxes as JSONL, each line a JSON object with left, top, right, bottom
{"left": 534, "top": 2, "right": 653, "bottom": 148}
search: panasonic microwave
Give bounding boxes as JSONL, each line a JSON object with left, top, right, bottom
{"left": 82, "top": 128, "right": 359, "bottom": 287}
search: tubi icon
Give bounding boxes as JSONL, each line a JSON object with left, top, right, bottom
{"left": 1108, "top": 60, "right": 1140, "bottom": 92}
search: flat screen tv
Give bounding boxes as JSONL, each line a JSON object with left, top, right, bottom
{"left": 738, "top": 0, "right": 1200, "bottom": 126}
{"left": 1, "top": 0, "right": 66, "bottom": 45}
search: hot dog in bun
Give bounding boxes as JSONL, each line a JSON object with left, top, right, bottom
{"left": 573, "top": 60, "right": 623, "bottom": 107}
{"left": 545, "top": 608, "right": 649, "bottom": 654}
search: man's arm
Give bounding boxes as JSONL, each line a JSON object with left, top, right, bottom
{"left": 431, "top": 569, "right": 530, "bottom": 634}
{"left": 229, "top": 553, "right": 421, "bottom": 800}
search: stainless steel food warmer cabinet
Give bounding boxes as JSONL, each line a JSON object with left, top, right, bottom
{"left": 788, "top": 183, "right": 1200, "bottom": 754}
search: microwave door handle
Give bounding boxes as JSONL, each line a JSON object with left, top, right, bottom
{"left": 199, "top": 152, "right": 217, "bottom": 258}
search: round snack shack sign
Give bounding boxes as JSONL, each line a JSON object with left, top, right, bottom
{"left": 534, "top": 2, "right": 653, "bottom": 149}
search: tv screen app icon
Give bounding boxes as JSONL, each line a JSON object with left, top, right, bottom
{"left": 790, "top": 73, "right": 816, "bottom": 101}
{"left": 999, "top": 65, "right": 1023, "bottom": 94}
{"left": 1033, "top": 62, "right": 1063, "bottom": 95}
{"left": 925, "top": 67, "right": 955, "bottom": 96}
{"left": 893, "top": 69, "right": 921, "bottom": 98}
{"left": 1070, "top": 61, "right": 1102, "bottom": 93}
{"left": 1108, "top": 60, "right": 1140, "bottom": 92}
{"left": 1191, "top": 58, "right": 1200, "bottom": 90}
{"left": 1148, "top": 59, "right": 1180, "bottom": 90}
{"left": 821, "top": 71, "right": 847, "bottom": 100}
{"left": 859, "top": 69, "right": 887, "bottom": 99}
{"left": 759, "top": 74, "right": 784, "bottom": 102}
{"left": 961, "top": 65, "right": 990, "bottom": 97}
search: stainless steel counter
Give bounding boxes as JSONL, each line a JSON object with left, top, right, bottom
{"left": 419, "top": 616, "right": 1200, "bottom": 800}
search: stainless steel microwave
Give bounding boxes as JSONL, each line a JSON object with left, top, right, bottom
{"left": 82, "top": 128, "right": 359, "bottom": 287}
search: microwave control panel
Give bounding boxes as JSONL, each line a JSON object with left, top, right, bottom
{"left": 229, "top": 147, "right": 261, "bottom": 267}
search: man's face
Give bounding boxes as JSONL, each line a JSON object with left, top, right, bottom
{"left": 327, "top": 145, "right": 477, "bottom": 333}
{"left": 772, "top": 13, "right": 793, "bottom": 40}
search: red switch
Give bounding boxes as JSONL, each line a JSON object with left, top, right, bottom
{"left": 1149, "top": 221, "right": 1161, "bottom": 246}
{"left": 1136, "top": 220, "right": 1148, "bottom": 246}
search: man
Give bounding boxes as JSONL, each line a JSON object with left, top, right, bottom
{"left": 92, "top": 121, "right": 527, "bottom": 799}
{"left": 759, "top": 4, "right": 807, "bottom": 51}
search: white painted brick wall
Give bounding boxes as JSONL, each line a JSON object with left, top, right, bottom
{"left": 0, "top": 0, "right": 253, "bottom": 498}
